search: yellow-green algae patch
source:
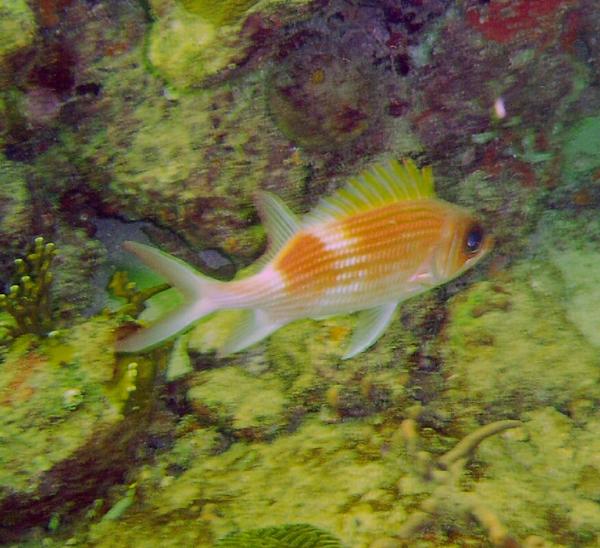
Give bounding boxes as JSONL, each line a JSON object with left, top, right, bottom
{"left": 146, "top": 0, "right": 314, "bottom": 89}
{"left": 0, "top": 316, "right": 159, "bottom": 537}
{"left": 188, "top": 366, "right": 288, "bottom": 432}
{"left": 0, "top": 0, "right": 36, "bottom": 62}
{"left": 0, "top": 156, "right": 33, "bottom": 265}
{"left": 146, "top": 4, "right": 225, "bottom": 89}
{"left": 179, "top": 0, "right": 260, "bottom": 26}
{"left": 440, "top": 264, "right": 600, "bottom": 428}
{"left": 86, "top": 417, "right": 411, "bottom": 547}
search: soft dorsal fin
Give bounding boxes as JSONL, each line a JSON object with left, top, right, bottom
{"left": 254, "top": 191, "right": 301, "bottom": 264}
{"left": 304, "top": 158, "right": 436, "bottom": 224}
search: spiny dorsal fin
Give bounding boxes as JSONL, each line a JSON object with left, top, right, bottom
{"left": 254, "top": 191, "right": 301, "bottom": 265}
{"left": 304, "top": 158, "right": 436, "bottom": 224}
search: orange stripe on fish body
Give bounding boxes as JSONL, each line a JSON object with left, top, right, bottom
{"left": 273, "top": 201, "right": 449, "bottom": 317}
{"left": 115, "top": 158, "right": 493, "bottom": 359}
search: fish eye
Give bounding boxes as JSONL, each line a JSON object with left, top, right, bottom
{"left": 465, "top": 223, "right": 484, "bottom": 255}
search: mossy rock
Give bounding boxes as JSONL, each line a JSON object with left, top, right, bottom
{"left": 215, "top": 523, "right": 344, "bottom": 547}
{"left": 146, "top": 0, "right": 314, "bottom": 89}
{"left": 441, "top": 265, "right": 600, "bottom": 425}
{"left": 145, "top": 4, "right": 236, "bottom": 89}
{"left": 0, "top": 317, "right": 159, "bottom": 540}
{"left": 74, "top": 46, "right": 307, "bottom": 259}
{"left": 187, "top": 365, "right": 288, "bottom": 435}
{"left": 0, "top": 0, "right": 36, "bottom": 62}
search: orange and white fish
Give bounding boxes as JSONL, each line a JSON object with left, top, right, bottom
{"left": 116, "top": 159, "right": 492, "bottom": 358}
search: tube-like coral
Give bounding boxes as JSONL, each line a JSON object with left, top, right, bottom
{"left": 0, "top": 236, "right": 57, "bottom": 338}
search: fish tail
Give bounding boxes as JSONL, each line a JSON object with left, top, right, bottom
{"left": 115, "top": 241, "right": 222, "bottom": 353}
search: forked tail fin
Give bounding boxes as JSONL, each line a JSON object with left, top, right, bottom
{"left": 115, "top": 241, "right": 221, "bottom": 353}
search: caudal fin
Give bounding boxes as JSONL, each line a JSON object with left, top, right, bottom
{"left": 115, "top": 241, "right": 220, "bottom": 353}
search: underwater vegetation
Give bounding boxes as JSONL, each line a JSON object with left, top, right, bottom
{"left": 215, "top": 523, "right": 344, "bottom": 547}
{"left": 0, "top": 236, "right": 56, "bottom": 339}
{"left": 109, "top": 270, "right": 170, "bottom": 318}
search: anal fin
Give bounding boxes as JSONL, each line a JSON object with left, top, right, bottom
{"left": 343, "top": 302, "right": 398, "bottom": 359}
{"left": 219, "top": 309, "right": 284, "bottom": 357}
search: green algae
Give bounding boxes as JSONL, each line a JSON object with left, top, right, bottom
{"left": 0, "top": 0, "right": 36, "bottom": 62}
{"left": 179, "top": 0, "right": 259, "bottom": 26}
{"left": 562, "top": 115, "right": 600, "bottom": 184}
{"left": 188, "top": 365, "right": 288, "bottom": 432}
{"left": 145, "top": 4, "right": 226, "bottom": 89}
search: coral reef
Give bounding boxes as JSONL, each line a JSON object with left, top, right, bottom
{"left": 1, "top": 0, "right": 599, "bottom": 545}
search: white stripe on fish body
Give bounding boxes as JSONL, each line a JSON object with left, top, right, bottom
{"left": 309, "top": 224, "right": 359, "bottom": 253}
{"left": 213, "top": 266, "right": 287, "bottom": 310}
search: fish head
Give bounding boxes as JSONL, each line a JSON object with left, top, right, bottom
{"left": 434, "top": 205, "right": 494, "bottom": 283}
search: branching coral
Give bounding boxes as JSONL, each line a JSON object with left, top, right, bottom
{"left": 397, "top": 418, "right": 522, "bottom": 546}
{"left": 0, "top": 236, "right": 57, "bottom": 339}
{"left": 108, "top": 270, "right": 169, "bottom": 318}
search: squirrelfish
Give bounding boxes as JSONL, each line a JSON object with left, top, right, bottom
{"left": 116, "top": 159, "right": 492, "bottom": 358}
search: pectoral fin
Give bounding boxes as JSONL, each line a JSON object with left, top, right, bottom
{"left": 343, "top": 302, "right": 398, "bottom": 359}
